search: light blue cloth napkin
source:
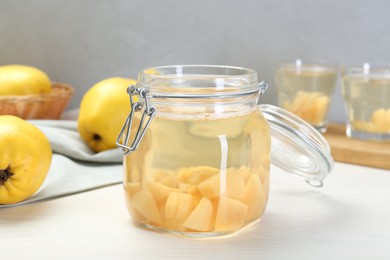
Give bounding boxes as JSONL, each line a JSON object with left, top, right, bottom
{"left": 0, "top": 119, "right": 124, "bottom": 208}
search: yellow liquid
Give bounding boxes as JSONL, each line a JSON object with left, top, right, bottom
{"left": 275, "top": 66, "right": 337, "bottom": 128}
{"left": 123, "top": 108, "right": 271, "bottom": 236}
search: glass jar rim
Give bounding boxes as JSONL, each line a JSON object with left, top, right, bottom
{"left": 136, "top": 65, "right": 264, "bottom": 99}
{"left": 141, "top": 64, "right": 257, "bottom": 78}
{"left": 277, "top": 59, "right": 337, "bottom": 66}
{"left": 342, "top": 63, "right": 390, "bottom": 77}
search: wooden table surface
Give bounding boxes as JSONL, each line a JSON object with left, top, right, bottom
{"left": 324, "top": 124, "right": 390, "bottom": 170}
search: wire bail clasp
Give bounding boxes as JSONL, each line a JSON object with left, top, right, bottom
{"left": 116, "top": 85, "right": 157, "bottom": 155}
{"left": 256, "top": 80, "right": 269, "bottom": 105}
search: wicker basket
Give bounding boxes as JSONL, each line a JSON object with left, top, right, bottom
{"left": 0, "top": 82, "right": 74, "bottom": 119}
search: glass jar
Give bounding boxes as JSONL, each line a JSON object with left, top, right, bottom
{"left": 117, "top": 65, "right": 333, "bottom": 238}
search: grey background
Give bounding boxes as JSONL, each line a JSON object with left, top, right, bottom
{"left": 1, "top": 0, "right": 389, "bottom": 123}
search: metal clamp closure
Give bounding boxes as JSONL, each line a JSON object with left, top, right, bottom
{"left": 258, "top": 81, "right": 269, "bottom": 95}
{"left": 116, "top": 86, "right": 157, "bottom": 155}
{"left": 256, "top": 81, "right": 269, "bottom": 105}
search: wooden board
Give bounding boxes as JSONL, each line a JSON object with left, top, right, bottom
{"left": 323, "top": 123, "right": 390, "bottom": 170}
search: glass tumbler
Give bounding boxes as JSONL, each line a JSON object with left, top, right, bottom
{"left": 116, "top": 65, "right": 333, "bottom": 238}
{"left": 341, "top": 63, "right": 390, "bottom": 141}
{"left": 275, "top": 59, "right": 338, "bottom": 133}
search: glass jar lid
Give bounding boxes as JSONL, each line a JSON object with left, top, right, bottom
{"left": 260, "top": 104, "right": 334, "bottom": 187}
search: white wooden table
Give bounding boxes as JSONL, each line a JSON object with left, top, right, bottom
{"left": 1, "top": 162, "right": 389, "bottom": 260}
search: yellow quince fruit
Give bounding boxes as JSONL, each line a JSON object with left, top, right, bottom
{"left": 0, "top": 65, "right": 51, "bottom": 95}
{"left": 78, "top": 77, "right": 137, "bottom": 152}
{"left": 0, "top": 115, "right": 52, "bottom": 204}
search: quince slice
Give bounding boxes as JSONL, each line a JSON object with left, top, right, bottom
{"left": 158, "top": 175, "right": 179, "bottom": 188}
{"left": 183, "top": 197, "right": 213, "bottom": 231}
{"left": 124, "top": 182, "right": 142, "bottom": 199}
{"left": 175, "top": 166, "right": 219, "bottom": 184}
{"left": 214, "top": 196, "right": 248, "bottom": 231}
{"left": 372, "top": 108, "right": 390, "bottom": 132}
{"left": 284, "top": 91, "right": 329, "bottom": 125}
{"left": 240, "top": 174, "right": 267, "bottom": 222}
{"left": 131, "top": 188, "right": 162, "bottom": 225}
{"left": 165, "top": 192, "right": 195, "bottom": 231}
{"left": 197, "top": 171, "right": 246, "bottom": 200}
{"left": 146, "top": 181, "right": 179, "bottom": 205}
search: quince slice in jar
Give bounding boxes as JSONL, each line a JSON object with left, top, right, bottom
{"left": 214, "top": 196, "right": 248, "bottom": 232}
{"left": 183, "top": 197, "right": 213, "bottom": 231}
{"left": 131, "top": 188, "right": 162, "bottom": 225}
{"left": 124, "top": 182, "right": 142, "bottom": 199}
{"left": 146, "top": 181, "right": 180, "bottom": 206}
{"left": 240, "top": 174, "right": 267, "bottom": 222}
{"left": 164, "top": 192, "right": 195, "bottom": 231}
{"left": 196, "top": 170, "right": 246, "bottom": 200}
{"left": 175, "top": 166, "right": 219, "bottom": 184}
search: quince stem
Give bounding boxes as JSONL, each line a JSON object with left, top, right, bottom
{"left": 0, "top": 166, "right": 13, "bottom": 185}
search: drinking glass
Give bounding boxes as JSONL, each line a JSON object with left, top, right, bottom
{"left": 341, "top": 63, "right": 390, "bottom": 141}
{"left": 275, "top": 59, "right": 338, "bottom": 133}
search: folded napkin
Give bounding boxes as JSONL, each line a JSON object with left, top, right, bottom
{"left": 0, "top": 119, "right": 124, "bottom": 208}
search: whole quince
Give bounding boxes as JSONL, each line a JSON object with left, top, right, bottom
{"left": 0, "top": 115, "right": 52, "bottom": 204}
{"left": 78, "top": 77, "right": 137, "bottom": 152}
{"left": 0, "top": 65, "right": 51, "bottom": 95}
